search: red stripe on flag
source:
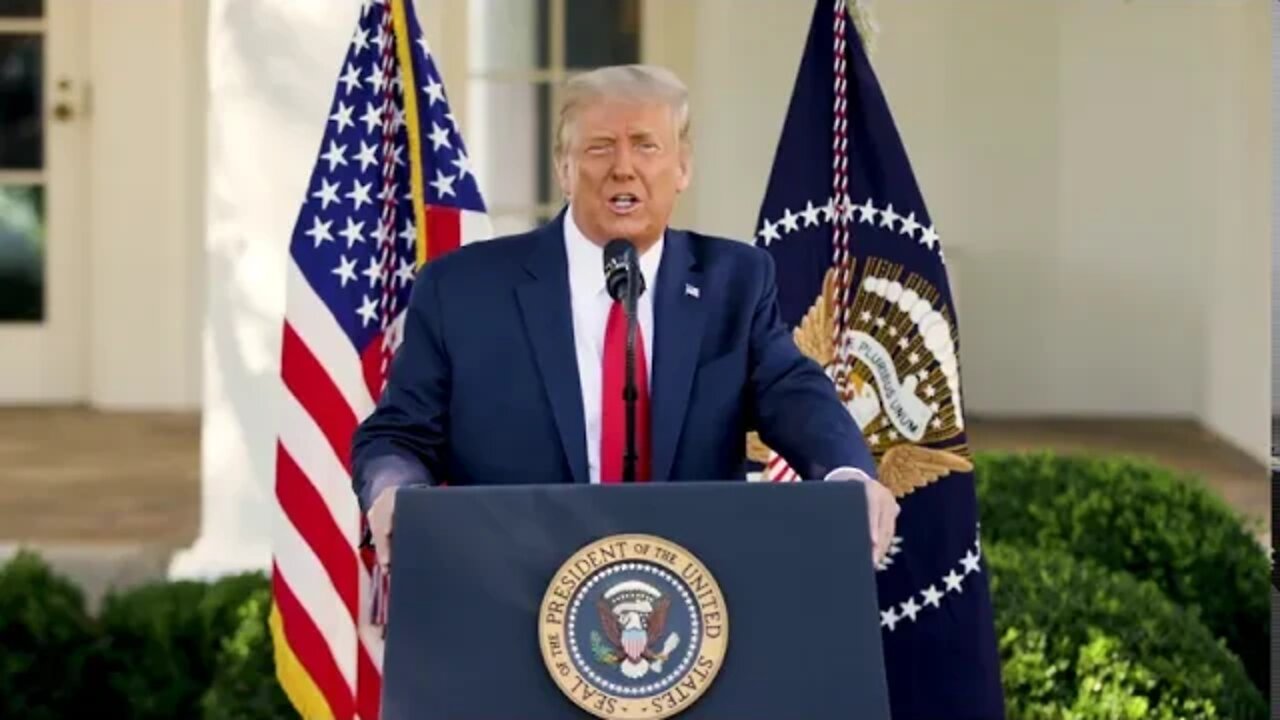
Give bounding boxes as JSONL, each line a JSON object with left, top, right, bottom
{"left": 424, "top": 205, "right": 460, "bottom": 259}
{"left": 276, "top": 443, "right": 359, "bottom": 619}
{"left": 273, "top": 565, "right": 356, "bottom": 720}
{"left": 282, "top": 321, "right": 357, "bottom": 473}
{"left": 357, "top": 641, "right": 382, "bottom": 720}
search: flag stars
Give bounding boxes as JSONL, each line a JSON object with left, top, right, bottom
{"left": 354, "top": 141, "right": 379, "bottom": 173}
{"left": 332, "top": 255, "right": 358, "bottom": 287}
{"left": 452, "top": 150, "right": 473, "bottom": 180}
{"left": 352, "top": 26, "right": 370, "bottom": 53}
{"left": 399, "top": 218, "right": 417, "bottom": 248}
{"left": 899, "top": 597, "right": 921, "bottom": 622}
{"left": 757, "top": 219, "right": 780, "bottom": 245}
{"left": 305, "top": 216, "right": 334, "bottom": 247}
{"left": 362, "top": 256, "right": 383, "bottom": 287}
{"left": 321, "top": 140, "right": 348, "bottom": 172}
{"left": 961, "top": 549, "right": 982, "bottom": 575}
{"left": 428, "top": 122, "right": 452, "bottom": 151}
{"left": 312, "top": 178, "right": 340, "bottom": 209}
{"left": 821, "top": 198, "right": 837, "bottom": 223}
{"left": 347, "top": 180, "right": 373, "bottom": 210}
{"left": 338, "top": 217, "right": 366, "bottom": 248}
{"left": 357, "top": 295, "right": 380, "bottom": 327}
{"left": 880, "top": 606, "right": 901, "bottom": 631}
{"left": 919, "top": 224, "right": 940, "bottom": 250}
{"left": 898, "top": 338, "right": 910, "bottom": 350}
{"left": 779, "top": 209, "right": 800, "bottom": 233}
{"left": 879, "top": 203, "right": 900, "bottom": 231}
{"left": 800, "top": 200, "right": 821, "bottom": 227}
{"left": 921, "top": 584, "right": 943, "bottom": 608}
{"left": 943, "top": 569, "right": 964, "bottom": 593}
{"left": 908, "top": 351, "right": 920, "bottom": 364}
{"left": 899, "top": 211, "right": 921, "bottom": 238}
{"left": 922, "top": 384, "right": 936, "bottom": 398}
{"left": 855, "top": 198, "right": 878, "bottom": 224}
{"left": 366, "top": 65, "right": 387, "bottom": 93}
{"left": 423, "top": 76, "right": 445, "bottom": 105}
{"left": 330, "top": 101, "right": 355, "bottom": 133}
{"left": 395, "top": 257, "right": 416, "bottom": 286}
{"left": 361, "top": 101, "right": 384, "bottom": 134}
{"left": 430, "top": 170, "right": 457, "bottom": 198}
{"left": 339, "top": 63, "right": 362, "bottom": 94}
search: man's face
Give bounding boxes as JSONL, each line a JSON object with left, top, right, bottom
{"left": 557, "top": 97, "right": 691, "bottom": 250}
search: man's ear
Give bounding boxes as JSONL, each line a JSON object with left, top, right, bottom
{"left": 555, "top": 156, "right": 573, "bottom": 199}
{"left": 676, "top": 149, "right": 693, "bottom": 193}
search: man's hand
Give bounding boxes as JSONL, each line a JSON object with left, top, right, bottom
{"left": 368, "top": 487, "right": 398, "bottom": 569}
{"left": 865, "top": 480, "right": 900, "bottom": 566}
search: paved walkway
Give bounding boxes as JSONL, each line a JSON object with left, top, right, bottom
{"left": 0, "top": 408, "right": 1268, "bottom": 606}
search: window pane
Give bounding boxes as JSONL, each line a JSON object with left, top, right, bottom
{"left": 0, "top": 34, "right": 42, "bottom": 169}
{"left": 565, "top": 0, "right": 640, "bottom": 70}
{"left": 468, "top": 79, "right": 555, "bottom": 209}
{"left": 0, "top": 0, "right": 42, "bottom": 18}
{"left": 0, "top": 184, "right": 44, "bottom": 321}
{"left": 468, "top": 0, "right": 549, "bottom": 73}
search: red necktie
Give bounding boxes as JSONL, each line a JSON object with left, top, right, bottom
{"left": 600, "top": 300, "right": 650, "bottom": 483}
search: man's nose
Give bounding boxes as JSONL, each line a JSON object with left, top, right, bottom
{"left": 610, "top": 146, "right": 636, "bottom": 179}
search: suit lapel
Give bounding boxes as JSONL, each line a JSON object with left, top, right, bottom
{"left": 651, "top": 229, "right": 706, "bottom": 481}
{"left": 515, "top": 216, "right": 590, "bottom": 485}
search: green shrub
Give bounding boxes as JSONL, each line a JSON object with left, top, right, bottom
{"left": 201, "top": 585, "right": 295, "bottom": 719}
{"left": 95, "top": 571, "right": 270, "bottom": 719}
{"left": 0, "top": 549, "right": 104, "bottom": 720}
{"left": 974, "top": 450, "right": 1269, "bottom": 692}
{"left": 988, "top": 541, "right": 1265, "bottom": 719}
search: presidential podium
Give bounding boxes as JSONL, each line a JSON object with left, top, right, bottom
{"left": 380, "top": 480, "right": 891, "bottom": 719}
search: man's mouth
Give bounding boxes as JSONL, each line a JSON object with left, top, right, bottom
{"left": 608, "top": 193, "right": 640, "bottom": 214}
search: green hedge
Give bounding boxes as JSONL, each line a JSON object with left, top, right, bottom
{"left": 0, "top": 550, "right": 103, "bottom": 720}
{"left": 94, "top": 571, "right": 269, "bottom": 719}
{"left": 201, "top": 585, "right": 295, "bottom": 719}
{"left": 973, "top": 450, "right": 1270, "bottom": 692}
{"left": 0, "top": 450, "right": 1269, "bottom": 718}
{"left": 987, "top": 541, "right": 1265, "bottom": 719}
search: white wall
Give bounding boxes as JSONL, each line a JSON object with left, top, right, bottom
{"left": 674, "top": 0, "right": 1270, "bottom": 461}
{"left": 86, "top": 0, "right": 205, "bottom": 409}
{"left": 1203, "top": 0, "right": 1270, "bottom": 460}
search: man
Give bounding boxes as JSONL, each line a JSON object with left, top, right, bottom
{"left": 351, "top": 64, "right": 897, "bottom": 569}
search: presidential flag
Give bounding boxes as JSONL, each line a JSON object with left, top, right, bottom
{"left": 270, "top": 1, "right": 490, "bottom": 718}
{"left": 749, "top": 1, "right": 1005, "bottom": 716}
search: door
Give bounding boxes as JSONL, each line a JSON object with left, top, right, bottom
{"left": 0, "top": 0, "right": 88, "bottom": 403}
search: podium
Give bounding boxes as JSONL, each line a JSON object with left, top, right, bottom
{"left": 381, "top": 480, "right": 891, "bottom": 719}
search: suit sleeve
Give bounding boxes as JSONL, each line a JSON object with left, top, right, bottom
{"left": 350, "top": 261, "right": 451, "bottom": 515}
{"left": 746, "top": 250, "right": 878, "bottom": 481}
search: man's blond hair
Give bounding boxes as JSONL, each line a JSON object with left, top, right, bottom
{"left": 553, "top": 64, "right": 691, "bottom": 160}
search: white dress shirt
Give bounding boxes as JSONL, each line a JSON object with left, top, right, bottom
{"left": 564, "top": 209, "right": 662, "bottom": 485}
{"left": 561, "top": 208, "right": 870, "bottom": 486}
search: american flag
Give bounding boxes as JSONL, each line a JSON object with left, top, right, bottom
{"left": 750, "top": 1, "right": 1005, "bottom": 717}
{"left": 269, "top": 1, "right": 490, "bottom": 718}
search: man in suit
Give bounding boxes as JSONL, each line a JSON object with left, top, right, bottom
{"left": 352, "top": 64, "right": 898, "bottom": 569}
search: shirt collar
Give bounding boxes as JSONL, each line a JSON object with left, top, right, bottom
{"left": 564, "top": 205, "right": 663, "bottom": 298}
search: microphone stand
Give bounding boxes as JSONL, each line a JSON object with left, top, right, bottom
{"left": 623, "top": 259, "right": 640, "bottom": 484}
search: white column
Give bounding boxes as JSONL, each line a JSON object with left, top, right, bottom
{"left": 170, "top": 0, "right": 471, "bottom": 580}
{"left": 169, "top": 0, "right": 362, "bottom": 579}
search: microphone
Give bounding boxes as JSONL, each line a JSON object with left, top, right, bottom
{"left": 603, "top": 238, "right": 645, "bottom": 301}
{"left": 602, "top": 239, "right": 644, "bottom": 483}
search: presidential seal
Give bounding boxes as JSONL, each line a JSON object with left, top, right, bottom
{"left": 538, "top": 534, "right": 728, "bottom": 719}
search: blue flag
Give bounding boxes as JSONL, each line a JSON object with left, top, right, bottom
{"left": 751, "top": 1, "right": 1005, "bottom": 717}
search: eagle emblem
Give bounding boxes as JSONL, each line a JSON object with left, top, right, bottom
{"left": 748, "top": 263, "right": 973, "bottom": 497}
{"left": 590, "top": 580, "right": 682, "bottom": 679}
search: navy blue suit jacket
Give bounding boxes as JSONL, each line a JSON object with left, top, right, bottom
{"left": 351, "top": 212, "right": 877, "bottom": 513}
